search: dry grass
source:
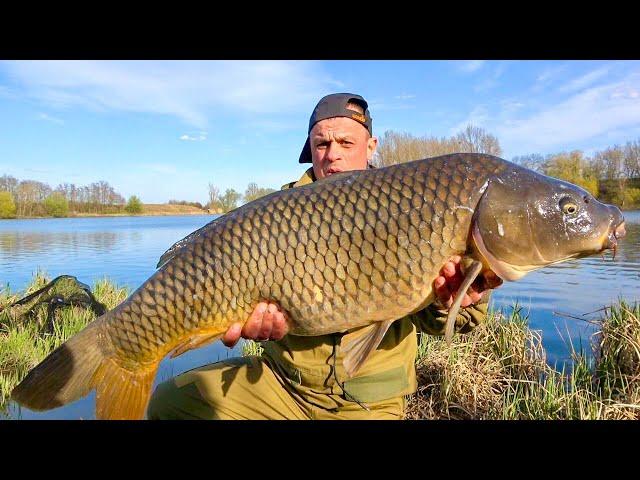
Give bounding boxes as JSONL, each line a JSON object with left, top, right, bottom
{"left": 406, "top": 302, "right": 640, "bottom": 420}
{"left": 2, "top": 272, "right": 638, "bottom": 420}
{"left": 70, "top": 203, "right": 210, "bottom": 217}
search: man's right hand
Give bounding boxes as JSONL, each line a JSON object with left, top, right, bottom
{"left": 221, "top": 301, "right": 290, "bottom": 348}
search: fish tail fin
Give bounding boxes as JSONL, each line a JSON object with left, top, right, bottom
{"left": 11, "top": 320, "right": 106, "bottom": 412}
{"left": 12, "top": 319, "right": 158, "bottom": 420}
{"left": 93, "top": 358, "right": 157, "bottom": 420}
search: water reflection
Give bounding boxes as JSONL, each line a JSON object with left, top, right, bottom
{"left": 492, "top": 210, "right": 639, "bottom": 366}
{"left": 0, "top": 211, "right": 638, "bottom": 419}
{"left": 0, "top": 216, "right": 217, "bottom": 292}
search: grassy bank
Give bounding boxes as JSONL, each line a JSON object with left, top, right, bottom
{"left": 1, "top": 274, "right": 638, "bottom": 419}
{"left": 0, "top": 273, "right": 130, "bottom": 415}
{"left": 405, "top": 302, "right": 640, "bottom": 419}
{"left": 74, "top": 203, "right": 214, "bottom": 217}
{"left": 3, "top": 203, "right": 214, "bottom": 220}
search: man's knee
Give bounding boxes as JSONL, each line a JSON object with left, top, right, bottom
{"left": 147, "top": 378, "right": 212, "bottom": 420}
{"left": 147, "top": 380, "right": 178, "bottom": 420}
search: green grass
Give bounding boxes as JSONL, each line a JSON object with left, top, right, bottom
{"left": 406, "top": 302, "right": 640, "bottom": 419}
{"left": 1, "top": 273, "right": 638, "bottom": 419}
{"left": 0, "top": 272, "right": 129, "bottom": 414}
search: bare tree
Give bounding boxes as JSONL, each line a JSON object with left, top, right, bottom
{"left": 594, "top": 146, "right": 627, "bottom": 204}
{"left": 511, "top": 154, "right": 545, "bottom": 173}
{"left": 373, "top": 131, "right": 459, "bottom": 167}
{"left": 623, "top": 140, "right": 640, "bottom": 179}
{"left": 453, "top": 125, "right": 502, "bottom": 156}
{"left": 244, "top": 182, "right": 276, "bottom": 203}
{"left": 14, "top": 180, "right": 51, "bottom": 216}
{"left": 373, "top": 124, "right": 502, "bottom": 168}
{"left": 0, "top": 175, "right": 18, "bottom": 194}
{"left": 208, "top": 183, "right": 221, "bottom": 210}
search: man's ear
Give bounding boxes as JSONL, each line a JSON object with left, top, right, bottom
{"left": 367, "top": 136, "right": 378, "bottom": 161}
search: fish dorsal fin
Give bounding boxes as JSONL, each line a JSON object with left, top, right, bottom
{"left": 342, "top": 320, "right": 394, "bottom": 378}
{"left": 156, "top": 216, "right": 222, "bottom": 269}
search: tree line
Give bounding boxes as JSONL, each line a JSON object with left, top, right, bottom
{"left": 3, "top": 124, "right": 639, "bottom": 219}
{"left": 206, "top": 182, "right": 277, "bottom": 213}
{"left": 0, "top": 176, "right": 143, "bottom": 218}
{"left": 373, "top": 125, "right": 640, "bottom": 208}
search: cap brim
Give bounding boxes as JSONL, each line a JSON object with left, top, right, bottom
{"left": 298, "top": 137, "right": 312, "bottom": 163}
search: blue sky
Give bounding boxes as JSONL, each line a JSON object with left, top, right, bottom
{"left": 1, "top": 60, "right": 639, "bottom": 203}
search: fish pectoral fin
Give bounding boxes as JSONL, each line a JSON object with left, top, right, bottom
{"left": 169, "top": 330, "right": 224, "bottom": 359}
{"left": 444, "top": 260, "right": 484, "bottom": 344}
{"left": 342, "top": 320, "right": 394, "bottom": 378}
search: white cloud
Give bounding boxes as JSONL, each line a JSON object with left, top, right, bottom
{"left": 496, "top": 74, "right": 640, "bottom": 154}
{"left": 474, "top": 62, "right": 508, "bottom": 92}
{"left": 531, "top": 63, "right": 569, "bottom": 93}
{"left": 449, "top": 105, "right": 491, "bottom": 134}
{"left": 37, "top": 112, "right": 64, "bottom": 124}
{"left": 557, "top": 66, "right": 611, "bottom": 93}
{"left": 458, "top": 60, "right": 485, "bottom": 73}
{"left": 0, "top": 61, "right": 339, "bottom": 129}
{"left": 394, "top": 93, "right": 416, "bottom": 100}
{"left": 180, "top": 131, "right": 207, "bottom": 141}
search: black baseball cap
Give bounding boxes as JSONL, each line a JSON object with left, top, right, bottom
{"left": 298, "top": 93, "right": 373, "bottom": 164}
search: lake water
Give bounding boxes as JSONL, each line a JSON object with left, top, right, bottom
{"left": 1, "top": 212, "right": 639, "bottom": 419}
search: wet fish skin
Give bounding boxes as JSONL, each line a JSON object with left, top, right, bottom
{"left": 11, "top": 153, "right": 624, "bottom": 419}
{"left": 106, "top": 153, "right": 497, "bottom": 362}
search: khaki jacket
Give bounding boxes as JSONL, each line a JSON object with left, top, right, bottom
{"left": 261, "top": 167, "right": 489, "bottom": 408}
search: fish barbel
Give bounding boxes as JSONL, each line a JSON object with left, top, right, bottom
{"left": 12, "top": 153, "right": 626, "bottom": 419}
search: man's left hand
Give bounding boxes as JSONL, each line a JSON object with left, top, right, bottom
{"left": 433, "top": 255, "right": 503, "bottom": 309}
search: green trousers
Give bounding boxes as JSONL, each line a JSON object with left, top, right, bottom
{"left": 147, "top": 356, "right": 406, "bottom": 420}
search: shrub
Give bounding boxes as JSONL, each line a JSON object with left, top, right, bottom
{"left": 43, "top": 192, "right": 69, "bottom": 217}
{"left": 0, "top": 191, "right": 17, "bottom": 218}
{"left": 125, "top": 195, "right": 144, "bottom": 214}
{"left": 623, "top": 188, "right": 640, "bottom": 208}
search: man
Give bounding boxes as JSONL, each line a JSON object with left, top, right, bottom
{"left": 147, "top": 93, "right": 502, "bottom": 420}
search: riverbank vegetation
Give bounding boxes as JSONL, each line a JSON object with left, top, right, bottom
{"left": 3, "top": 125, "right": 639, "bottom": 218}
{"left": 1, "top": 274, "right": 638, "bottom": 419}
{"left": 0, "top": 273, "right": 130, "bottom": 416}
{"left": 374, "top": 126, "right": 640, "bottom": 210}
{"left": 125, "top": 195, "right": 144, "bottom": 214}
{"left": 0, "top": 175, "right": 278, "bottom": 219}
{"left": 405, "top": 302, "right": 639, "bottom": 419}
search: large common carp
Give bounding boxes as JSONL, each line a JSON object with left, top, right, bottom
{"left": 12, "top": 153, "right": 626, "bottom": 419}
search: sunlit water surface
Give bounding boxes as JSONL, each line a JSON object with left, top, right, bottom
{"left": 1, "top": 212, "right": 638, "bottom": 419}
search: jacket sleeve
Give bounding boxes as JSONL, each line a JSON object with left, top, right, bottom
{"left": 408, "top": 292, "right": 491, "bottom": 336}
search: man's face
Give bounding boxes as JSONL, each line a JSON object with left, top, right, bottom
{"left": 309, "top": 117, "right": 378, "bottom": 179}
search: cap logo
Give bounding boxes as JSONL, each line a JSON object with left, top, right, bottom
{"left": 350, "top": 113, "right": 366, "bottom": 123}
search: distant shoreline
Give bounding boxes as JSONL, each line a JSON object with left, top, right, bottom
{"left": 1, "top": 213, "right": 217, "bottom": 220}
{"left": 1, "top": 203, "right": 223, "bottom": 220}
{"left": 2, "top": 206, "right": 638, "bottom": 221}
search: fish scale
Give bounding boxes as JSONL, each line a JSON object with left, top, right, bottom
{"left": 104, "top": 153, "right": 500, "bottom": 363}
{"left": 22, "top": 152, "right": 625, "bottom": 420}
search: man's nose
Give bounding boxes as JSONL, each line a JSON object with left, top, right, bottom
{"left": 325, "top": 143, "right": 341, "bottom": 162}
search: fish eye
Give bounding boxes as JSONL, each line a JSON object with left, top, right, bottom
{"left": 560, "top": 197, "right": 579, "bottom": 215}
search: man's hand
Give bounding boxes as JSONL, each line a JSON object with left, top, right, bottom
{"left": 221, "top": 301, "right": 290, "bottom": 348}
{"left": 433, "top": 255, "right": 503, "bottom": 309}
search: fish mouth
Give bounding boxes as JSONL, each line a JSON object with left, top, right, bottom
{"left": 600, "top": 221, "right": 626, "bottom": 260}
